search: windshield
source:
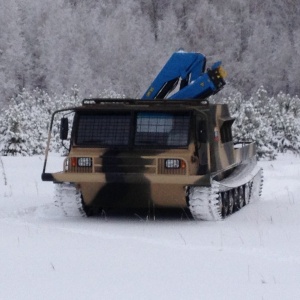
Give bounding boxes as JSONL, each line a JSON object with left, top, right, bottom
{"left": 75, "top": 111, "right": 190, "bottom": 148}
{"left": 135, "top": 112, "right": 190, "bottom": 147}
{"left": 76, "top": 113, "right": 131, "bottom": 146}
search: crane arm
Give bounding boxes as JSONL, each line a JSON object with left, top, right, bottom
{"left": 142, "top": 51, "right": 226, "bottom": 100}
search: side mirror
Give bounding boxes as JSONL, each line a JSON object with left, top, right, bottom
{"left": 60, "top": 118, "right": 69, "bottom": 140}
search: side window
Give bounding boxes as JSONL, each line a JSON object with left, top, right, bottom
{"left": 220, "top": 119, "right": 234, "bottom": 143}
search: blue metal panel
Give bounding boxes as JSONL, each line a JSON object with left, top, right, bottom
{"left": 169, "top": 74, "right": 216, "bottom": 100}
{"left": 142, "top": 51, "right": 206, "bottom": 100}
{"left": 141, "top": 51, "right": 226, "bottom": 101}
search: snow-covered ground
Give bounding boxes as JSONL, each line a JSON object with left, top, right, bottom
{"left": 1, "top": 154, "right": 300, "bottom": 300}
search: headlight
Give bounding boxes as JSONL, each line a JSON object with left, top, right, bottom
{"left": 77, "top": 157, "right": 92, "bottom": 167}
{"left": 165, "top": 159, "right": 180, "bottom": 169}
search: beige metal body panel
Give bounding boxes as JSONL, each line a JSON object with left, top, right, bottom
{"left": 52, "top": 172, "right": 209, "bottom": 185}
{"left": 51, "top": 141, "right": 210, "bottom": 208}
{"left": 52, "top": 167, "right": 210, "bottom": 208}
{"left": 234, "top": 142, "right": 257, "bottom": 164}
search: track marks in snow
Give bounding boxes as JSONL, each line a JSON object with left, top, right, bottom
{"left": 0, "top": 157, "right": 12, "bottom": 198}
{"left": 0, "top": 157, "right": 7, "bottom": 186}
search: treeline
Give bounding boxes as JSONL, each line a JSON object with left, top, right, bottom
{"left": 0, "top": 87, "right": 299, "bottom": 159}
{"left": 0, "top": 0, "right": 300, "bottom": 104}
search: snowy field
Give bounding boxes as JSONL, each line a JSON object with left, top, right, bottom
{"left": 1, "top": 154, "right": 300, "bottom": 300}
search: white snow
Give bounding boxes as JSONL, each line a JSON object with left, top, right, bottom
{"left": 1, "top": 154, "right": 300, "bottom": 300}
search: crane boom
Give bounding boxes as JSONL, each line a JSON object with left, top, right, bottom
{"left": 142, "top": 50, "right": 226, "bottom": 100}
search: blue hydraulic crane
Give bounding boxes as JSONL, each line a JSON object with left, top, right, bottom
{"left": 142, "top": 50, "right": 227, "bottom": 100}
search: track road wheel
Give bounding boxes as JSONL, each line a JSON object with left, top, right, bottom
{"left": 221, "top": 191, "right": 229, "bottom": 217}
{"left": 244, "top": 183, "right": 250, "bottom": 205}
{"left": 233, "top": 188, "right": 239, "bottom": 211}
{"left": 228, "top": 190, "right": 234, "bottom": 215}
{"left": 236, "top": 186, "right": 245, "bottom": 209}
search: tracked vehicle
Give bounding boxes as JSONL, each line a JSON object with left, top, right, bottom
{"left": 42, "top": 51, "right": 263, "bottom": 220}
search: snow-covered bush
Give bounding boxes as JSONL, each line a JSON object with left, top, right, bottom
{"left": 0, "top": 88, "right": 78, "bottom": 155}
{"left": 0, "top": 86, "right": 125, "bottom": 156}
{"left": 222, "top": 86, "right": 300, "bottom": 160}
{"left": 270, "top": 92, "right": 300, "bottom": 153}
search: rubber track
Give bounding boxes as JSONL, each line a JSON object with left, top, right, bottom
{"left": 54, "top": 183, "right": 87, "bottom": 217}
{"left": 188, "top": 164, "right": 263, "bottom": 221}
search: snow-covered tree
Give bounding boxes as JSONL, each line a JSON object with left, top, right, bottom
{"left": 0, "top": 0, "right": 26, "bottom": 102}
{"left": 223, "top": 90, "right": 276, "bottom": 160}
{"left": 0, "top": 87, "right": 125, "bottom": 156}
{"left": 222, "top": 87, "right": 300, "bottom": 160}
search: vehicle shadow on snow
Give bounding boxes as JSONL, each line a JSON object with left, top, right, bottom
{"left": 90, "top": 207, "right": 194, "bottom": 222}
